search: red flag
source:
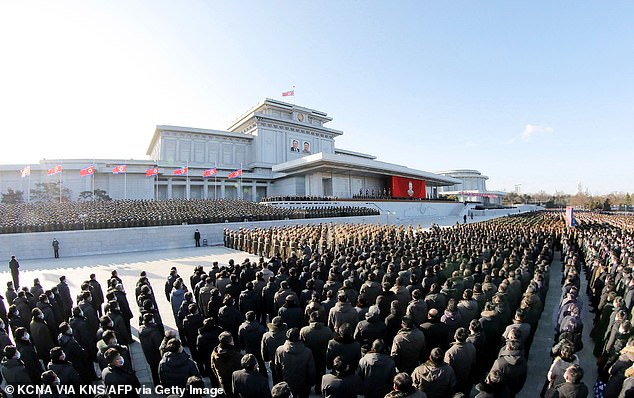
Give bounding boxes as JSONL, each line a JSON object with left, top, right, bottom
{"left": 112, "top": 165, "right": 127, "bottom": 174}
{"left": 228, "top": 169, "right": 243, "bottom": 179}
{"left": 282, "top": 90, "right": 294, "bottom": 97}
{"left": 145, "top": 167, "right": 158, "bottom": 177}
{"left": 20, "top": 166, "right": 31, "bottom": 178}
{"left": 80, "top": 165, "right": 95, "bottom": 177}
{"left": 47, "top": 165, "right": 62, "bottom": 175}
{"left": 203, "top": 168, "right": 217, "bottom": 178}
{"left": 173, "top": 167, "right": 188, "bottom": 175}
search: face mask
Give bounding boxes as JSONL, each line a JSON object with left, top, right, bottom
{"left": 24, "top": 333, "right": 29, "bottom": 340}
{"left": 40, "top": 313, "right": 44, "bottom": 320}
{"left": 120, "top": 357, "right": 125, "bottom": 366}
{"left": 15, "top": 352, "right": 21, "bottom": 360}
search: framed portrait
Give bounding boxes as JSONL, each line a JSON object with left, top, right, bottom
{"left": 290, "top": 139, "right": 300, "bottom": 153}
{"left": 302, "top": 141, "right": 311, "bottom": 153}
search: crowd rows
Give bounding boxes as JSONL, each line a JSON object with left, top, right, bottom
{"left": 0, "top": 200, "right": 378, "bottom": 234}
{"left": 3, "top": 210, "right": 633, "bottom": 398}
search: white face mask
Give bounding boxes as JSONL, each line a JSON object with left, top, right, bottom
{"left": 120, "top": 357, "right": 125, "bottom": 366}
{"left": 24, "top": 333, "right": 30, "bottom": 340}
{"left": 15, "top": 351, "right": 21, "bottom": 360}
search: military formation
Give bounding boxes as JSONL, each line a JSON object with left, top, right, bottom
{"left": 0, "top": 199, "right": 378, "bottom": 234}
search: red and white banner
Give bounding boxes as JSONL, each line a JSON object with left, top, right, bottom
{"left": 282, "top": 90, "right": 294, "bottom": 97}
{"left": 145, "top": 167, "right": 158, "bottom": 177}
{"left": 47, "top": 165, "right": 62, "bottom": 175}
{"left": 203, "top": 168, "right": 217, "bottom": 178}
{"left": 80, "top": 166, "right": 95, "bottom": 177}
{"left": 391, "top": 176, "right": 426, "bottom": 199}
{"left": 20, "top": 166, "right": 30, "bottom": 178}
{"left": 112, "top": 165, "right": 127, "bottom": 174}
{"left": 228, "top": 169, "right": 243, "bottom": 179}
{"left": 173, "top": 167, "right": 188, "bottom": 175}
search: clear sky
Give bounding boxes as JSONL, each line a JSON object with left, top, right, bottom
{"left": 1, "top": 1, "right": 632, "bottom": 195}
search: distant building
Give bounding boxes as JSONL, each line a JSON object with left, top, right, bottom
{"left": 436, "top": 169, "right": 506, "bottom": 205}
{"left": 0, "top": 99, "right": 459, "bottom": 201}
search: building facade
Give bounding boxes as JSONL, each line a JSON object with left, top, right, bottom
{"left": 436, "top": 169, "right": 506, "bottom": 205}
{"left": 0, "top": 99, "right": 460, "bottom": 202}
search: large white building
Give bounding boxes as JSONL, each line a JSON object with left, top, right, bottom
{"left": 0, "top": 99, "right": 461, "bottom": 202}
{"left": 436, "top": 169, "right": 506, "bottom": 205}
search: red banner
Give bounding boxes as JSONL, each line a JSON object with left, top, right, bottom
{"left": 391, "top": 176, "right": 426, "bottom": 199}
{"left": 80, "top": 166, "right": 95, "bottom": 177}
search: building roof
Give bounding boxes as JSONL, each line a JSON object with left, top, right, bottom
{"left": 272, "top": 152, "right": 461, "bottom": 186}
{"left": 146, "top": 125, "right": 253, "bottom": 156}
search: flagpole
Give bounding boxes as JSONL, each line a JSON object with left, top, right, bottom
{"left": 124, "top": 163, "right": 127, "bottom": 200}
{"left": 214, "top": 162, "right": 217, "bottom": 201}
{"left": 27, "top": 165, "right": 31, "bottom": 203}
{"left": 92, "top": 160, "right": 95, "bottom": 201}
{"left": 186, "top": 161, "right": 189, "bottom": 200}
{"left": 59, "top": 162, "right": 62, "bottom": 203}
{"left": 239, "top": 162, "right": 243, "bottom": 201}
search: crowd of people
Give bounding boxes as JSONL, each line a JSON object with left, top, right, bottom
{"left": 2, "top": 210, "right": 633, "bottom": 398}
{"left": 0, "top": 200, "right": 378, "bottom": 234}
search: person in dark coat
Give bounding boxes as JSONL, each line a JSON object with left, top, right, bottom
{"left": 14, "top": 291, "right": 33, "bottom": 327}
{"left": 77, "top": 291, "right": 99, "bottom": 338}
{"left": 30, "top": 307, "right": 54, "bottom": 364}
{"left": 8, "top": 256, "right": 19, "bottom": 289}
{"left": 88, "top": 274, "right": 105, "bottom": 317}
{"left": 56, "top": 276, "right": 73, "bottom": 320}
{"left": 553, "top": 364, "right": 589, "bottom": 398}
{"left": 70, "top": 306, "right": 97, "bottom": 362}
{"left": 467, "top": 318, "right": 489, "bottom": 383}
{"left": 37, "top": 294, "right": 59, "bottom": 338}
{"left": 274, "top": 328, "right": 316, "bottom": 398}
{"left": 211, "top": 332, "right": 243, "bottom": 397}
{"left": 327, "top": 323, "right": 362, "bottom": 373}
{"left": 232, "top": 353, "right": 272, "bottom": 398}
{"left": 278, "top": 295, "right": 304, "bottom": 329}
{"left": 183, "top": 304, "right": 205, "bottom": 362}
{"left": 237, "top": 311, "right": 267, "bottom": 377}
{"left": 196, "top": 318, "right": 223, "bottom": 381}
{"left": 354, "top": 305, "right": 387, "bottom": 354}
{"left": 474, "top": 369, "right": 511, "bottom": 398}
{"left": 106, "top": 301, "right": 133, "bottom": 345}
{"left": 391, "top": 316, "right": 426, "bottom": 375}
{"left": 262, "top": 317, "right": 287, "bottom": 385}
{"left": 102, "top": 348, "right": 141, "bottom": 398}
{"left": 96, "top": 330, "right": 132, "bottom": 373}
{"left": 444, "top": 327, "right": 476, "bottom": 395}
{"left": 420, "top": 308, "right": 450, "bottom": 352}
{"left": 357, "top": 339, "right": 397, "bottom": 398}
{"left": 6, "top": 282, "right": 17, "bottom": 307}
{"left": 14, "top": 327, "right": 44, "bottom": 386}
{"left": 218, "top": 296, "right": 244, "bottom": 343}
{"left": 138, "top": 313, "right": 163, "bottom": 386}
{"left": 58, "top": 322, "right": 96, "bottom": 382}
{"left": 321, "top": 355, "right": 362, "bottom": 398}
{"left": 158, "top": 338, "right": 200, "bottom": 388}
{"left": 0, "top": 320, "right": 13, "bottom": 353}
{"left": 194, "top": 229, "right": 201, "bottom": 247}
{"left": 300, "top": 311, "right": 334, "bottom": 394}
{"left": 489, "top": 340, "right": 527, "bottom": 397}
{"left": 111, "top": 284, "right": 133, "bottom": 343}
{"left": 8, "top": 305, "right": 26, "bottom": 341}
{"left": 30, "top": 279, "right": 44, "bottom": 302}
{"left": 1, "top": 345, "right": 35, "bottom": 398}
{"left": 385, "top": 372, "right": 427, "bottom": 398}
{"left": 47, "top": 347, "right": 83, "bottom": 394}
{"left": 411, "top": 347, "right": 456, "bottom": 398}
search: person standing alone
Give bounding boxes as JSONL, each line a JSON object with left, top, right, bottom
{"left": 194, "top": 229, "right": 201, "bottom": 247}
{"left": 52, "top": 238, "right": 60, "bottom": 258}
{"left": 8, "top": 256, "right": 19, "bottom": 288}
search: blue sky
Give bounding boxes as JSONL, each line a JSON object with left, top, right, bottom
{"left": 1, "top": 1, "right": 632, "bottom": 195}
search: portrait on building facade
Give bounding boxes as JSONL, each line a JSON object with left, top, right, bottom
{"left": 302, "top": 141, "right": 311, "bottom": 153}
{"left": 290, "top": 139, "right": 300, "bottom": 152}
